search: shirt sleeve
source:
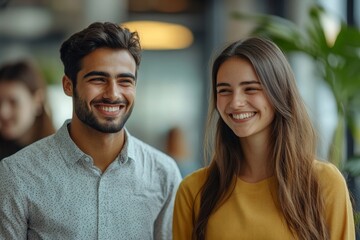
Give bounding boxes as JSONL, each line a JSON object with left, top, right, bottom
{"left": 0, "top": 159, "right": 28, "bottom": 239}
{"left": 318, "top": 162, "right": 356, "bottom": 240}
{"left": 154, "top": 163, "right": 183, "bottom": 240}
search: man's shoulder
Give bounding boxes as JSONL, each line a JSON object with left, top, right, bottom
{"left": 0, "top": 134, "right": 57, "bottom": 171}
{"left": 130, "top": 135, "right": 173, "bottom": 161}
{"left": 129, "top": 134, "right": 182, "bottom": 176}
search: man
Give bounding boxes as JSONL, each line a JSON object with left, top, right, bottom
{"left": 0, "top": 22, "right": 182, "bottom": 239}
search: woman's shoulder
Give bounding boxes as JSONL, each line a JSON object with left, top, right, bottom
{"left": 313, "top": 160, "right": 343, "bottom": 177}
{"left": 182, "top": 167, "right": 208, "bottom": 183}
{"left": 178, "top": 167, "right": 209, "bottom": 193}
{"left": 313, "top": 160, "right": 348, "bottom": 190}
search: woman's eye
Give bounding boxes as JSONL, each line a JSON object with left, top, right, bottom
{"left": 9, "top": 98, "right": 20, "bottom": 107}
{"left": 217, "top": 89, "right": 231, "bottom": 95}
{"left": 245, "top": 87, "right": 260, "bottom": 93}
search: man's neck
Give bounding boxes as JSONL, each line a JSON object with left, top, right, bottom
{"left": 68, "top": 120, "right": 125, "bottom": 172}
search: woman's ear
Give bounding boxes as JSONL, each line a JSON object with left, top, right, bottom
{"left": 62, "top": 75, "right": 73, "bottom": 97}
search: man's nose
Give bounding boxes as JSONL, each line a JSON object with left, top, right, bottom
{"left": 102, "top": 81, "right": 121, "bottom": 100}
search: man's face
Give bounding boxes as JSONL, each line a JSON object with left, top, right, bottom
{"left": 69, "top": 48, "right": 137, "bottom": 133}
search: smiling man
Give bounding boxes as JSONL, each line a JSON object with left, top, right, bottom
{"left": 0, "top": 22, "right": 182, "bottom": 240}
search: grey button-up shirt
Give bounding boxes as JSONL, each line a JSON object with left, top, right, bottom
{"left": 0, "top": 120, "right": 182, "bottom": 240}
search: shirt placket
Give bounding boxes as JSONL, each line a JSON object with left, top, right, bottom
{"left": 98, "top": 174, "right": 109, "bottom": 239}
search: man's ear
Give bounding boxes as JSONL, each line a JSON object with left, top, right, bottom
{"left": 62, "top": 75, "right": 73, "bottom": 97}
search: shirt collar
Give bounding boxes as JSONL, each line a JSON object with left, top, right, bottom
{"left": 55, "top": 120, "right": 136, "bottom": 165}
{"left": 122, "top": 128, "right": 136, "bottom": 163}
{"left": 54, "top": 119, "right": 86, "bottom": 165}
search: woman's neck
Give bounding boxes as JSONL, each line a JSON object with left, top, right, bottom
{"left": 238, "top": 136, "right": 273, "bottom": 183}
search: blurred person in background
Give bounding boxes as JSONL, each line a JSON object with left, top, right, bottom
{"left": 0, "top": 22, "right": 181, "bottom": 240}
{"left": 0, "top": 60, "right": 55, "bottom": 160}
{"left": 173, "top": 37, "right": 355, "bottom": 240}
{"left": 165, "top": 126, "right": 200, "bottom": 177}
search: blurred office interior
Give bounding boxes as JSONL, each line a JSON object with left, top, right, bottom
{"left": 0, "top": 0, "right": 359, "bottom": 173}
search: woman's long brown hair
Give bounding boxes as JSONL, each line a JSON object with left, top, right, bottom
{"left": 193, "top": 37, "right": 328, "bottom": 240}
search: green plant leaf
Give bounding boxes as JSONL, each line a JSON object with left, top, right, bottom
{"left": 343, "top": 156, "right": 360, "bottom": 176}
{"left": 231, "top": 11, "right": 307, "bottom": 53}
{"left": 328, "top": 115, "right": 345, "bottom": 167}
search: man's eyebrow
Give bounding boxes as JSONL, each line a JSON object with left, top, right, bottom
{"left": 83, "top": 71, "right": 109, "bottom": 78}
{"left": 118, "top": 72, "right": 136, "bottom": 80}
{"left": 83, "top": 71, "right": 135, "bottom": 80}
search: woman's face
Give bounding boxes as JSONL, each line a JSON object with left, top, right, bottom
{"left": 216, "top": 57, "right": 275, "bottom": 140}
{"left": 0, "top": 81, "right": 40, "bottom": 141}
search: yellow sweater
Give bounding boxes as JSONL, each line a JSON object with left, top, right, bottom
{"left": 173, "top": 160, "right": 355, "bottom": 240}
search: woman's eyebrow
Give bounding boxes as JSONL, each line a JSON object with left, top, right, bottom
{"left": 216, "top": 82, "right": 230, "bottom": 88}
{"left": 239, "top": 80, "right": 261, "bottom": 85}
{"left": 216, "top": 81, "right": 260, "bottom": 88}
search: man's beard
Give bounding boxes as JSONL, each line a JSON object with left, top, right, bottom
{"left": 73, "top": 90, "right": 133, "bottom": 133}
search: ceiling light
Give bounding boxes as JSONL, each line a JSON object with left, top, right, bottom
{"left": 0, "top": 7, "right": 52, "bottom": 38}
{"left": 122, "top": 21, "right": 193, "bottom": 50}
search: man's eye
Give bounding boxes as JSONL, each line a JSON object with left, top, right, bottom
{"left": 119, "top": 79, "right": 135, "bottom": 86}
{"left": 90, "top": 78, "right": 105, "bottom": 82}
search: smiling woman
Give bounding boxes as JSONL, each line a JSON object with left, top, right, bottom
{"left": 173, "top": 37, "right": 355, "bottom": 240}
{"left": 215, "top": 57, "right": 275, "bottom": 139}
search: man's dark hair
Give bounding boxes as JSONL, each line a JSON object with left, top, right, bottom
{"left": 60, "top": 22, "right": 142, "bottom": 85}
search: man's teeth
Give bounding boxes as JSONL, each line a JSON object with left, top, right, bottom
{"left": 101, "top": 106, "right": 119, "bottom": 112}
{"left": 232, "top": 112, "right": 255, "bottom": 120}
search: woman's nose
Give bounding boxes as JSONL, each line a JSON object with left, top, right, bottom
{"left": 230, "top": 92, "right": 246, "bottom": 108}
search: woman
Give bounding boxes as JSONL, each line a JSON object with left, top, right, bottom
{"left": 0, "top": 60, "right": 55, "bottom": 160}
{"left": 173, "top": 37, "right": 355, "bottom": 240}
